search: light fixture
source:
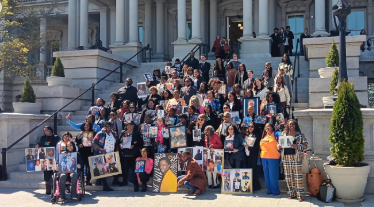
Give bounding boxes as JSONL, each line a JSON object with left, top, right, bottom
{"left": 240, "top": 27, "right": 243, "bottom": 30}
{"left": 238, "top": 23, "right": 242, "bottom": 27}
{"left": 229, "top": 24, "right": 230, "bottom": 27}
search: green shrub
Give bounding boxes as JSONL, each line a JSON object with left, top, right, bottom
{"left": 329, "top": 68, "right": 339, "bottom": 95}
{"left": 325, "top": 40, "right": 339, "bottom": 67}
{"left": 19, "top": 77, "right": 36, "bottom": 103}
{"left": 51, "top": 56, "right": 65, "bottom": 77}
{"left": 329, "top": 80, "right": 364, "bottom": 166}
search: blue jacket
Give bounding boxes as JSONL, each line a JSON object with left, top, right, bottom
{"left": 67, "top": 120, "right": 101, "bottom": 133}
{"left": 232, "top": 134, "right": 245, "bottom": 161}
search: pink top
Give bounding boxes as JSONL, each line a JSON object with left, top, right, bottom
{"left": 156, "top": 124, "right": 165, "bottom": 144}
{"left": 198, "top": 106, "right": 205, "bottom": 114}
{"left": 136, "top": 157, "right": 154, "bottom": 181}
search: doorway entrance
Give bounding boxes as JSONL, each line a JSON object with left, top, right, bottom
{"left": 227, "top": 16, "right": 243, "bottom": 55}
{"left": 288, "top": 14, "right": 304, "bottom": 54}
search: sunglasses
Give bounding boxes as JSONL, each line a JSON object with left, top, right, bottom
{"left": 248, "top": 126, "right": 254, "bottom": 128}
{"left": 110, "top": 114, "right": 116, "bottom": 117}
{"left": 198, "top": 118, "right": 204, "bottom": 121}
{"left": 130, "top": 107, "right": 135, "bottom": 109}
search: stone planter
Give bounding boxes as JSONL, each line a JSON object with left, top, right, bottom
{"left": 324, "top": 164, "right": 370, "bottom": 203}
{"left": 318, "top": 67, "right": 338, "bottom": 78}
{"left": 322, "top": 96, "right": 335, "bottom": 105}
{"left": 46, "top": 76, "right": 72, "bottom": 87}
{"left": 13, "top": 102, "right": 42, "bottom": 114}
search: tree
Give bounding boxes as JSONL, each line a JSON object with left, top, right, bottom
{"left": 51, "top": 56, "right": 65, "bottom": 77}
{"left": 329, "top": 81, "right": 364, "bottom": 166}
{"left": 329, "top": 68, "right": 339, "bottom": 95}
{"left": 19, "top": 77, "right": 36, "bottom": 103}
{"left": 325, "top": 40, "right": 339, "bottom": 67}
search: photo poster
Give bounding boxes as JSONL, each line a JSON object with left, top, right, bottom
{"left": 159, "top": 100, "right": 169, "bottom": 109}
{"left": 165, "top": 83, "right": 174, "bottom": 91}
{"left": 162, "top": 127, "right": 169, "bottom": 138}
{"left": 124, "top": 114, "right": 133, "bottom": 123}
{"left": 243, "top": 117, "right": 253, "bottom": 127}
{"left": 203, "top": 148, "right": 224, "bottom": 173}
{"left": 144, "top": 73, "right": 153, "bottom": 81}
{"left": 169, "top": 126, "right": 187, "bottom": 149}
{"left": 275, "top": 113, "right": 285, "bottom": 126}
{"left": 231, "top": 111, "right": 241, "bottom": 124}
{"left": 152, "top": 153, "right": 178, "bottom": 193}
{"left": 268, "top": 104, "right": 277, "bottom": 115}
{"left": 243, "top": 97, "right": 260, "bottom": 117}
{"left": 82, "top": 131, "right": 94, "bottom": 147}
{"left": 218, "top": 84, "right": 226, "bottom": 95}
{"left": 177, "top": 147, "right": 204, "bottom": 171}
{"left": 135, "top": 160, "right": 146, "bottom": 173}
{"left": 141, "top": 124, "right": 150, "bottom": 136}
{"left": 279, "top": 136, "right": 294, "bottom": 149}
{"left": 122, "top": 136, "right": 132, "bottom": 149}
{"left": 221, "top": 169, "right": 253, "bottom": 194}
{"left": 89, "top": 152, "right": 122, "bottom": 180}
{"left": 146, "top": 110, "right": 157, "bottom": 120}
{"left": 240, "top": 89, "right": 245, "bottom": 97}
{"left": 224, "top": 140, "right": 234, "bottom": 151}
{"left": 165, "top": 66, "right": 171, "bottom": 74}
{"left": 137, "top": 82, "right": 147, "bottom": 98}
{"left": 166, "top": 117, "right": 176, "bottom": 126}
{"left": 148, "top": 126, "right": 158, "bottom": 138}
{"left": 193, "top": 128, "right": 201, "bottom": 141}
{"left": 133, "top": 113, "right": 141, "bottom": 125}
{"left": 157, "top": 110, "right": 165, "bottom": 118}
{"left": 58, "top": 152, "right": 78, "bottom": 174}
{"left": 220, "top": 123, "right": 231, "bottom": 135}
{"left": 243, "top": 136, "right": 256, "bottom": 148}
{"left": 254, "top": 115, "right": 267, "bottom": 124}
{"left": 182, "top": 106, "right": 188, "bottom": 114}
{"left": 192, "top": 114, "right": 198, "bottom": 122}
{"left": 25, "top": 147, "right": 56, "bottom": 172}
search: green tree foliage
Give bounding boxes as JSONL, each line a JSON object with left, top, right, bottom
{"left": 51, "top": 56, "right": 65, "bottom": 77}
{"left": 329, "top": 68, "right": 339, "bottom": 95}
{"left": 19, "top": 77, "right": 36, "bottom": 103}
{"left": 325, "top": 40, "right": 339, "bottom": 67}
{"left": 329, "top": 81, "right": 364, "bottom": 166}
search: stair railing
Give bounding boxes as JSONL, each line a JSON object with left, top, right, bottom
{"left": 293, "top": 38, "right": 300, "bottom": 104}
{"left": 0, "top": 44, "right": 151, "bottom": 181}
{"left": 180, "top": 43, "right": 208, "bottom": 66}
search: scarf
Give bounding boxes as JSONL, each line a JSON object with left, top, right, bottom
{"left": 156, "top": 124, "right": 165, "bottom": 144}
{"left": 121, "top": 107, "right": 129, "bottom": 120}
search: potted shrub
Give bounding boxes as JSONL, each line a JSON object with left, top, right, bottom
{"left": 46, "top": 56, "right": 72, "bottom": 87}
{"left": 324, "top": 80, "right": 370, "bottom": 203}
{"left": 318, "top": 40, "right": 339, "bottom": 78}
{"left": 323, "top": 68, "right": 339, "bottom": 106}
{"left": 13, "top": 77, "right": 42, "bottom": 114}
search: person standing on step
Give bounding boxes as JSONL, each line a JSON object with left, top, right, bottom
{"left": 185, "top": 51, "right": 199, "bottom": 70}
{"left": 284, "top": 26, "right": 294, "bottom": 56}
{"left": 35, "top": 126, "right": 60, "bottom": 195}
{"left": 118, "top": 78, "right": 138, "bottom": 106}
{"left": 199, "top": 54, "right": 211, "bottom": 82}
{"left": 180, "top": 77, "right": 197, "bottom": 105}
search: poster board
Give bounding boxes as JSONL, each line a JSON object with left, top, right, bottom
{"left": 177, "top": 147, "right": 204, "bottom": 171}
{"left": 25, "top": 147, "right": 56, "bottom": 172}
{"left": 58, "top": 152, "right": 78, "bottom": 174}
{"left": 221, "top": 169, "right": 253, "bottom": 194}
{"left": 203, "top": 148, "right": 224, "bottom": 173}
{"left": 152, "top": 153, "right": 178, "bottom": 193}
{"left": 89, "top": 152, "right": 122, "bottom": 179}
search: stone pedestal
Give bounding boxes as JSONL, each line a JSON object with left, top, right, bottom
{"left": 53, "top": 50, "right": 140, "bottom": 90}
{"left": 110, "top": 44, "right": 142, "bottom": 62}
{"left": 172, "top": 41, "right": 201, "bottom": 62}
{"left": 293, "top": 108, "right": 374, "bottom": 194}
{"left": 238, "top": 37, "right": 271, "bottom": 58}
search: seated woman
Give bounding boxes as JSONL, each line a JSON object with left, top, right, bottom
{"left": 66, "top": 113, "right": 101, "bottom": 133}
{"left": 133, "top": 148, "right": 154, "bottom": 192}
{"left": 56, "top": 141, "right": 83, "bottom": 201}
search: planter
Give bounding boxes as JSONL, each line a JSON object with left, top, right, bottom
{"left": 13, "top": 102, "right": 42, "bottom": 114}
{"left": 324, "top": 164, "right": 370, "bottom": 203}
{"left": 322, "top": 96, "right": 335, "bottom": 105}
{"left": 318, "top": 67, "right": 339, "bottom": 78}
{"left": 46, "top": 76, "right": 72, "bottom": 87}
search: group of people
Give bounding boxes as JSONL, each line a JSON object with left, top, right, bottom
{"left": 35, "top": 48, "right": 308, "bottom": 201}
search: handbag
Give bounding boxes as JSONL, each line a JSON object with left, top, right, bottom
{"left": 307, "top": 154, "right": 324, "bottom": 197}
{"left": 211, "top": 46, "right": 216, "bottom": 52}
{"left": 317, "top": 179, "right": 335, "bottom": 203}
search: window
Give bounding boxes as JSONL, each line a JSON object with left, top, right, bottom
{"left": 138, "top": 26, "right": 144, "bottom": 43}
{"left": 288, "top": 15, "right": 304, "bottom": 53}
{"left": 186, "top": 23, "right": 192, "bottom": 40}
{"left": 348, "top": 10, "right": 365, "bottom": 35}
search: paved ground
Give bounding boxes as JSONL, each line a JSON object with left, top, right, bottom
{"left": 1, "top": 188, "right": 373, "bottom": 207}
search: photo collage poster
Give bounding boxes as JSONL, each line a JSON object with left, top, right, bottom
{"left": 25, "top": 147, "right": 56, "bottom": 172}
{"left": 58, "top": 152, "right": 78, "bottom": 174}
{"left": 89, "top": 152, "right": 122, "bottom": 179}
{"left": 152, "top": 153, "right": 178, "bottom": 193}
{"left": 137, "top": 82, "right": 147, "bottom": 98}
{"left": 177, "top": 147, "right": 204, "bottom": 171}
{"left": 123, "top": 113, "right": 141, "bottom": 125}
{"left": 279, "top": 136, "right": 294, "bottom": 149}
{"left": 203, "top": 148, "right": 224, "bottom": 173}
{"left": 169, "top": 126, "right": 187, "bottom": 149}
{"left": 221, "top": 169, "right": 253, "bottom": 194}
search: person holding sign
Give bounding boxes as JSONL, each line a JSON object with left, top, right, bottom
{"left": 177, "top": 151, "right": 207, "bottom": 196}
{"left": 204, "top": 125, "right": 223, "bottom": 189}
{"left": 133, "top": 148, "right": 154, "bottom": 192}
{"left": 224, "top": 125, "right": 245, "bottom": 168}
{"left": 244, "top": 122, "right": 262, "bottom": 191}
{"left": 279, "top": 119, "right": 308, "bottom": 202}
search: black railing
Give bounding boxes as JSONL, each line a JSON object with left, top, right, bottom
{"left": 0, "top": 45, "right": 150, "bottom": 181}
{"left": 293, "top": 38, "right": 300, "bottom": 104}
{"left": 180, "top": 43, "right": 208, "bottom": 66}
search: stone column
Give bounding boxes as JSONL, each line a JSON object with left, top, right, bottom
{"left": 268, "top": 0, "right": 275, "bottom": 34}
{"left": 124, "top": 0, "right": 130, "bottom": 43}
{"left": 79, "top": 0, "right": 88, "bottom": 48}
{"left": 109, "top": 6, "right": 116, "bottom": 45}
{"left": 39, "top": 18, "right": 47, "bottom": 63}
{"left": 155, "top": 0, "right": 165, "bottom": 57}
{"left": 115, "top": 0, "right": 125, "bottom": 45}
{"left": 175, "top": 0, "right": 186, "bottom": 43}
{"left": 209, "top": 0, "right": 218, "bottom": 45}
{"left": 241, "top": 0, "right": 253, "bottom": 39}
{"left": 313, "top": 0, "right": 329, "bottom": 36}
{"left": 126, "top": 0, "right": 139, "bottom": 46}
{"left": 67, "top": 0, "right": 77, "bottom": 50}
{"left": 331, "top": 0, "right": 338, "bottom": 31}
{"left": 144, "top": 0, "right": 153, "bottom": 46}
{"left": 200, "top": 0, "right": 206, "bottom": 44}
{"left": 99, "top": 7, "right": 109, "bottom": 48}
{"left": 258, "top": 0, "right": 268, "bottom": 37}
{"left": 190, "top": 0, "right": 202, "bottom": 43}
{"left": 76, "top": 0, "right": 80, "bottom": 47}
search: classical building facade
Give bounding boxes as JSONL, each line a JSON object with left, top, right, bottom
{"left": 22, "top": 0, "right": 373, "bottom": 65}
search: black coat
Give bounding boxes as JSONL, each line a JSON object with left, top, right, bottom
{"left": 107, "top": 100, "right": 122, "bottom": 113}
{"left": 180, "top": 86, "right": 197, "bottom": 104}
{"left": 118, "top": 86, "right": 138, "bottom": 106}
{"left": 199, "top": 62, "right": 211, "bottom": 81}
{"left": 119, "top": 130, "right": 141, "bottom": 157}
{"left": 234, "top": 71, "right": 248, "bottom": 85}
{"left": 243, "top": 78, "right": 255, "bottom": 90}
{"left": 37, "top": 135, "right": 60, "bottom": 148}
{"left": 185, "top": 57, "right": 199, "bottom": 69}
{"left": 284, "top": 31, "right": 294, "bottom": 49}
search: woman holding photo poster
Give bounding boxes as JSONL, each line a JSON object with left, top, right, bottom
{"left": 138, "top": 86, "right": 161, "bottom": 109}
{"left": 193, "top": 114, "right": 208, "bottom": 147}
{"left": 133, "top": 148, "right": 154, "bottom": 192}
{"left": 279, "top": 119, "right": 308, "bottom": 202}
{"left": 140, "top": 99, "right": 157, "bottom": 124}
{"left": 35, "top": 126, "right": 60, "bottom": 195}
{"left": 204, "top": 125, "right": 223, "bottom": 189}
{"left": 244, "top": 122, "right": 262, "bottom": 191}
{"left": 155, "top": 117, "right": 169, "bottom": 153}
{"left": 262, "top": 92, "right": 284, "bottom": 125}
{"left": 224, "top": 125, "right": 245, "bottom": 168}
{"left": 75, "top": 122, "right": 95, "bottom": 186}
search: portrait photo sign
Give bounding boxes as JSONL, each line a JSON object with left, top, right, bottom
{"left": 89, "top": 152, "right": 122, "bottom": 180}
{"left": 243, "top": 97, "right": 260, "bottom": 117}
{"left": 203, "top": 148, "right": 224, "bottom": 173}
{"left": 221, "top": 169, "right": 253, "bottom": 194}
{"left": 152, "top": 153, "right": 178, "bottom": 193}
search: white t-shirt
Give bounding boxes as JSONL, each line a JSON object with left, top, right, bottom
{"left": 104, "top": 133, "right": 116, "bottom": 153}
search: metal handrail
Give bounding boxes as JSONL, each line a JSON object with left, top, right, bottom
{"left": 0, "top": 44, "right": 151, "bottom": 181}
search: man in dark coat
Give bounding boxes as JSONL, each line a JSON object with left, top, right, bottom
{"left": 198, "top": 54, "right": 211, "bottom": 82}
{"left": 300, "top": 28, "right": 310, "bottom": 55}
{"left": 26, "top": 149, "right": 35, "bottom": 160}
{"left": 118, "top": 78, "right": 138, "bottom": 106}
{"left": 243, "top": 70, "right": 255, "bottom": 90}
{"left": 270, "top": 28, "right": 280, "bottom": 57}
{"left": 185, "top": 51, "right": 199, "bottom": 69}
{"left": 284, "top": 26, "right": 294, "bottom": 56}
{"left": 180, "top": 77, "right": 197, "bottom": 104}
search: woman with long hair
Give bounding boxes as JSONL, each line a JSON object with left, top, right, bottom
{"left": 218, "top": 103, "right": 231, "bottom": 122}
{"left": 225, "top": 61, "right": 237, "bottom": 93}
{"left": 120, "top": 100, "right": 131, "bottom": 120}
{"left": 107, "top": 92, "right": 121, "bottom": 113}
{"left": 262, "top": 92, "right": 284, "bottom": 123}
{"left": 274, "top": 76, "right": 290, "bottom": 110}
{"left": 224, "top": 125, "right": 245, "bottom": 168}
{"left": 95, "top": 107, "right": 109, "bottom": 128}
{"left": 213, "top": 58, "right": 224, "bottom": 79}
{"left": 193, "top": 114, "right": 208, "bottom": 146}
{"left": 213, "top": 35, "right": 221, "bottom": 59}
{"left": 197, "top": 81, "right": 209, "bottom": 102}
{"left": 225, "top": 91, "right": 242, "bottom": 117}
{"left": 234, "top": 63, "right": 248, "bottom": 85}
{"left": 202, "top": 90, "right": 221, "bottom": 114}
{"left": 75, "top": 123, "right": 95, "bottom": 186}
{"left": 204, "top": 125, "right": 223, "bottom": 189}
{"left": 232, "top": 84, "right": 242, "bottom": 100}
{"left": 192, "top": 69, "right": 206, "bottom": 88}
{"left": 278, "top": 53, "right": 293, "bottom": 80}
{"left": 133, "top": 148, "right": 154, "bottom": 192}
{"left": 253, "top": 78, "right": 267, "bottom": 101}
{"left": 162, "top": 90, "right": 173, "bottom": 101}
{"left": 189, "top": 95, "right": 204, "bottom": 114}
{"left": 204, "top": 104, "right": 219, "bottom": 129}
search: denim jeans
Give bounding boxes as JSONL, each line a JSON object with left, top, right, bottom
{"left": 177, "top": 175, "right": 198, "bottom": 192}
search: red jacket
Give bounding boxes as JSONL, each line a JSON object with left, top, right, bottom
{"left": 213, "top": 39, "right": 220, "bottom": 54}
{"left": 204, "top": 134, "right": 223, "bottom": 149}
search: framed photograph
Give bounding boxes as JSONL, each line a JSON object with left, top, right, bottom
{"left": 267, "top": 104, "right": 276, "bottom": 115}
{"left": 25, "top": 148, "right": 36, "bottom": 161}
{"left": 137, "top": 82, "right": 147, "bottom": 98}
{"left": 45, "top": 148, "right": 55, "bottom": 159}
{"left": 159, "top": 100, "right": 168, "bottom": 109}
{"left": 279, "top": 136, "right": 294, "bottom": 149}
{"left": 157, "top": 110, "right": 165, "bottom": 118}
{"left": 231, "top": 111, "right": 240, "bottom": 124}
{"left": 243, "top": 117, "right": 253, "bottom": 127}
{"left": 218, "top": 84, "right": 226, "bottom": 95}
{"left": 192, "top": 114, "right": 198, "bottom": 122}
{"left": 182, "top": 106, "right": 188, "bottom": 114}
{"left": 221, "top": 169, "right": 253, "bottom": 194}
{"left": 203, "top": 148, "right": 224, "bottom": 173}
{"left": 148, "top": 126, "right": 158, "bottom": 138}
{"left": 152, "top": 153, "right": 178, "bottom": 193}
{"left": 133, "top": 113, "right": 141, "bottom": 125}
{"left": 89, "top": 152, "right": 122, "bottom": 179}
{"left": 82, "top": 132, "right": 94, "bottom": 147}
{"left": 240, "top": 89, "right": 245, "bottom": 97}
{"left": 122, "top": 136, "right": 132, "bottom": 149}
{"left": 135, "top": 160, "right": 146, "bottom": 173}
{"left": 177, "top": 148, "right": 192, "bottom": 171}
{"left": 165, "top": 83, "right": 173, "bottom": 91}
{"left": 26, "top": 160, "right": 35, "bottom": 171}
{"left": 224, "top": 140, "right": 234, "bottom": 151}
{"left": 221, "top": 123, "right": 231, "bottom": 135}
{"left": 166, "top": 117, "right": 175, "bottom": 126}
{"left": 144, "top": 73, "right": 153, "bottom": 81}
{"left": 165, "top": 66, "right": 171, "bottom": 74}
{"left": 243, "top": 136, "right": 256, "bottom": 147}
{"left": 146, "top": 110, "right": 156, "bottom": 119}
{"left": 47, "top": 159, "right": 56, "bottom": 171}
{"left": 124, "top": 114, "right": 133, "bottom": 123}
{"left": 169, "top": 126, "right": 187, "bottom": 149}
{"left": 58, "top": 152, "right": 77, "bottom": 174}
{"left": 141, "top": 124, "right": 150, "bottom": 135}
{"left": 193, "top": 129, "right": 201, "bottom": 141}
{"left": 254, "top": 115, "right": 267, "bottom": 124}
{"left": 162, "top": 127, "right": 169, "bottom": 138}
{"left": 275, "top": 113, "right": 285, "bottom": 125}
{"left": 243, "top": 97, "right": 260, "bottom": 117}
